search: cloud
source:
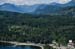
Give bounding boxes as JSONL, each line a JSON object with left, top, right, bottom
{"left": 57, "top": 0, "right": 71, "bottom": 4}
{"left": 0, "top": 0, "right": 72, "bottom": 5}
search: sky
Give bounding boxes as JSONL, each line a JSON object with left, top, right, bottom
{"left": 0, "top": 0, "right": 72, "bottom": 5}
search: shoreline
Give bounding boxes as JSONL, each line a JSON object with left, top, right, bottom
{"left": 0, "top": 41, "right": 45, "bottom": 49}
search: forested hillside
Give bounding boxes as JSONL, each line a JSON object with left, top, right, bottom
{"left": 0, "top": 11, "right": 75, "bottom": 44}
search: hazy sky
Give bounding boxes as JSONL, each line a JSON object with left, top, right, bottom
{"left": 0, "top": 0, "right": 72, "bottom": 5}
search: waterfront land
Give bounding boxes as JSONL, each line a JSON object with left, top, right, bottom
{"left": 0, "top": 41, "right": 67, "bottom": 49}
{"left": 0, "top": 10, "right": 75, "bottom": 46}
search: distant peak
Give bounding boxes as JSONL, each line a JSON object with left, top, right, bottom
{"left": 1, "top": 3, "right": 18, "bottom": 6}
{"left": 71, "top": 0, "right": 75, "bottom": 1}
{"left": 67, "top": 0, "right": 75, "bottom": 5}
{"left": 2, "top": 3, "right": 12, "bottom": 5}
{"left": 50, "top": 2, "right": 60, "bottom": 5}
{"left": 68, "top": 0, "right": 75, "bottom": 3}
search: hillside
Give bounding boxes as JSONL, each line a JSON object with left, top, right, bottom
{"left": 0, "top": 11, "right": 75, "bottom": 44}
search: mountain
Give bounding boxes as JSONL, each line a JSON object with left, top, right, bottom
{"left": 0, "top": 3, "right": 22, "bottom": 13}
{"left": 33, "top": 4, "right": 62, "bottom": 14}
{"left": 58, "top": 6, "right": 75, "bottom": 16}
{"left": 33, "top": 0, "right": 75, "bottom": 14}
{"left": 0, "top": 0, "right": 75, "bottom": 14}
{"left": 65, "top": 0, "right": 75, "bottom": 6}
{"left": 18, "top": 5, "right": 39, "bottom": 13}
{"left": 0, "top": 3, "right": 39, "bottom": 13}
{"left": 50, "top": 0, "right": 75, "bottom": 7}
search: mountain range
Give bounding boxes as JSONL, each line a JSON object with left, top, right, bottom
{"left": 0, "top": 0, "right": 75, "bottom": 14}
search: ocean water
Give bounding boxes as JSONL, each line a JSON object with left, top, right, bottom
{"left": 0, "top": 46, "right": 40, "bottom": 49}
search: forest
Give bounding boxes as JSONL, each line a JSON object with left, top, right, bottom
{"left": 0, "top": 11, "right": 75, "bottom": 45}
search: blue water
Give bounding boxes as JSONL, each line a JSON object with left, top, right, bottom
{"left": 0, "top": 45, "right": 41, "bottom": 49}
{"left": 0, "top": 46, "right": 33, "bottom": 49}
